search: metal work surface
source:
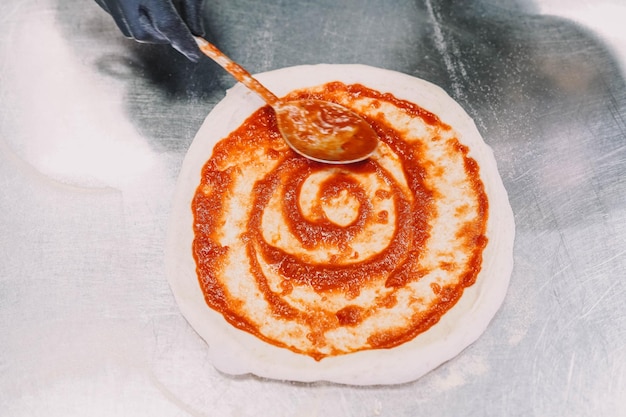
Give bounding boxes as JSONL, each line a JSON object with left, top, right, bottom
{"left": 1, "top": 0, "right": 624, "bottom": 415}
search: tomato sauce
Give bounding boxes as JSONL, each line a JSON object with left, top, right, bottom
{"left": 191, "top": 82, "right": 489, "bottom": 359}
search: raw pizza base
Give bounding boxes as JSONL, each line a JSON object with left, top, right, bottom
{"left": 166, "top": 64, "right": 515, "bottom": 385}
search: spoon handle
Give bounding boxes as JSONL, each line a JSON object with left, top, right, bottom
{"left": 194, "top": 37, "right": 280, "bottom": 107}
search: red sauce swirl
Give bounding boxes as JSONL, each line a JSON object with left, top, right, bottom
{"left": 192, "top": 82, "right": 488, "bottom": 360}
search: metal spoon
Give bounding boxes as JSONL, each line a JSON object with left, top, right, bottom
{"left": 194, "top": 37, "right": 378, "bottom": 164}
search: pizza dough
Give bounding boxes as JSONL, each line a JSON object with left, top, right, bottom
{"left": 166, "top": 64, "right": 515, "bottom": 385}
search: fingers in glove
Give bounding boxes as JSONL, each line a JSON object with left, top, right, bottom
{"left": 175, "top": 0, "right": 206, "bottom": 36}
{"left": 95, "top": 0, "right": 133, "bottom": 38}
{"left": 145, "top": 2, "right": 202, "bottom": 61}
{"left": 95, "top": 0, "right": 202, "bottom": 61}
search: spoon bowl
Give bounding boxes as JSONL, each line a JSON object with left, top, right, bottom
{"left": 274, "top": 99, "right": 378, "bottom": 164}
{"left": 194, "top": 37, "right": 378, "bottom": 164}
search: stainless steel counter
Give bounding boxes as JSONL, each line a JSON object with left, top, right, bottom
{"left": 1, "top": 0, "right": 624, "bottom": 415}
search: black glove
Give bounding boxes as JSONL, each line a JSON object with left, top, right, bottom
{"left": 95, "top": 0, "right": 206, "bottom": 62}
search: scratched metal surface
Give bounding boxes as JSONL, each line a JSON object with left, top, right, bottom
{"left": 1, "top": 0, "right": 625, "bottom": 415}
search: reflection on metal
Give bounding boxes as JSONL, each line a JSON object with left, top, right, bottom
{"left": 1, "top": 0, "right": 624, "bottom": 415}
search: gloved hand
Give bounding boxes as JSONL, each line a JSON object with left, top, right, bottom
{"left": 94, "top": 0, "right": 206, "bottom": 62}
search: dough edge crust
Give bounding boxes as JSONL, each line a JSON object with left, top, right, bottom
{"left": 165, "top": 64, "right": 516, "bottom": 386}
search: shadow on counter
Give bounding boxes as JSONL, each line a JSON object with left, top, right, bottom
{"left": 53, "top": 0, "right": 626, "bottom": 230}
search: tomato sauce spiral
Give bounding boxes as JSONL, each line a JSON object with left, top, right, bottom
{"left": 192, "top": 82, "right": 488, "bottom": 360}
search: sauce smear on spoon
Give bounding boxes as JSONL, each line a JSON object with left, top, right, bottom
{"left": 195, "top": 37, "right": 378, "bottom": 164}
